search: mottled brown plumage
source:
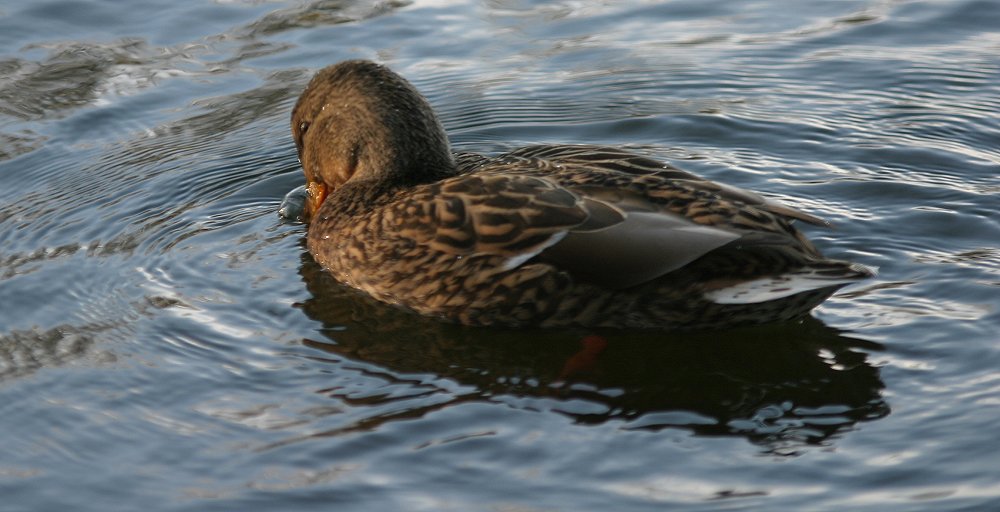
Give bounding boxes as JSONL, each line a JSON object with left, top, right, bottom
{"left": 291, "top": 60, "right": 873, "bottom": 329}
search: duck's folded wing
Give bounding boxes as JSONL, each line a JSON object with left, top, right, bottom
{"left": 402, "top": 173, "right": 769, "bottom": 290}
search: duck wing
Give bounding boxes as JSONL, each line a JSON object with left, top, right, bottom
{"left": 399, "top": 170, "right": 777, "bottom": 290}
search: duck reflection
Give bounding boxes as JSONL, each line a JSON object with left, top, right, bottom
{"left": 296, "top": 254, "right": 888, "bottom": 455}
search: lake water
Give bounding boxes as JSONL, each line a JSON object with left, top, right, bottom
{"left": 1, "top": 0, "right": 998, "bottom": 510}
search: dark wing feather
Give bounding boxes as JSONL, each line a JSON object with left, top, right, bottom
{"left": 539, "top": 211, "right": 742, "bottom": 289}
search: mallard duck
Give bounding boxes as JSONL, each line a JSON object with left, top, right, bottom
{"left": 291, "top": 60, "right": 873, "bottom": 329}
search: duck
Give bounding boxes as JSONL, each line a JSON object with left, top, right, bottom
{"left": 290, "top": 59, "right": 874, "bottom": 329}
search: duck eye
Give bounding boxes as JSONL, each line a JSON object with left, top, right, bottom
{"left": 295, "top": 121, "right": 311, "bottom": 153}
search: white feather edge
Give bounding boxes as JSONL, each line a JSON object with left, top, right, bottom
{"left": 498, "top": 231, "right": 569, "bottom": 271}
{"left": 703, "top": 267, "right": 875, "bottom": 305}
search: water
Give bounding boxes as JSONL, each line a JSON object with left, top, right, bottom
{"left": 1, "top": 0, "right": 998, "bottom": 510}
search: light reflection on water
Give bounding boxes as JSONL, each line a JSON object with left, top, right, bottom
{"left": 1, "top": 0, "right": 999, "bottom": 510}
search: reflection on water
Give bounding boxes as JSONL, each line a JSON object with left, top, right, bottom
{"left": 297, "top": 255, "right": 888, "bottom": 456}
{"left": 0, "top": 325, "right": 95, "bottom": 381}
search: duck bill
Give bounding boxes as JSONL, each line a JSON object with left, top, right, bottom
{"left": 303, "top": 180, "right": 329, "bottom": 223}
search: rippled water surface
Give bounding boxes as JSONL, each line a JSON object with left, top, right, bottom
{"left": 1, "top": 0, "right": 999, "bottom": 510}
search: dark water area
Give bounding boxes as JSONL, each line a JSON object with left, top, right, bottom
{"left": 1, "top": 0, "right": 998, "bottom": 510}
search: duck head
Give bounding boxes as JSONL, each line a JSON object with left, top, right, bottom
{"left": 291, "top": 60, "right": 454, "bottom": 220}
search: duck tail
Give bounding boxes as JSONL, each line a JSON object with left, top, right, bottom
{"left": 702, "top": 260, "right": 876, "bottom": 305}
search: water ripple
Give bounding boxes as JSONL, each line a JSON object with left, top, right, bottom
{"left": 2, "top": 0, "right": 999, "bottom": 510}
